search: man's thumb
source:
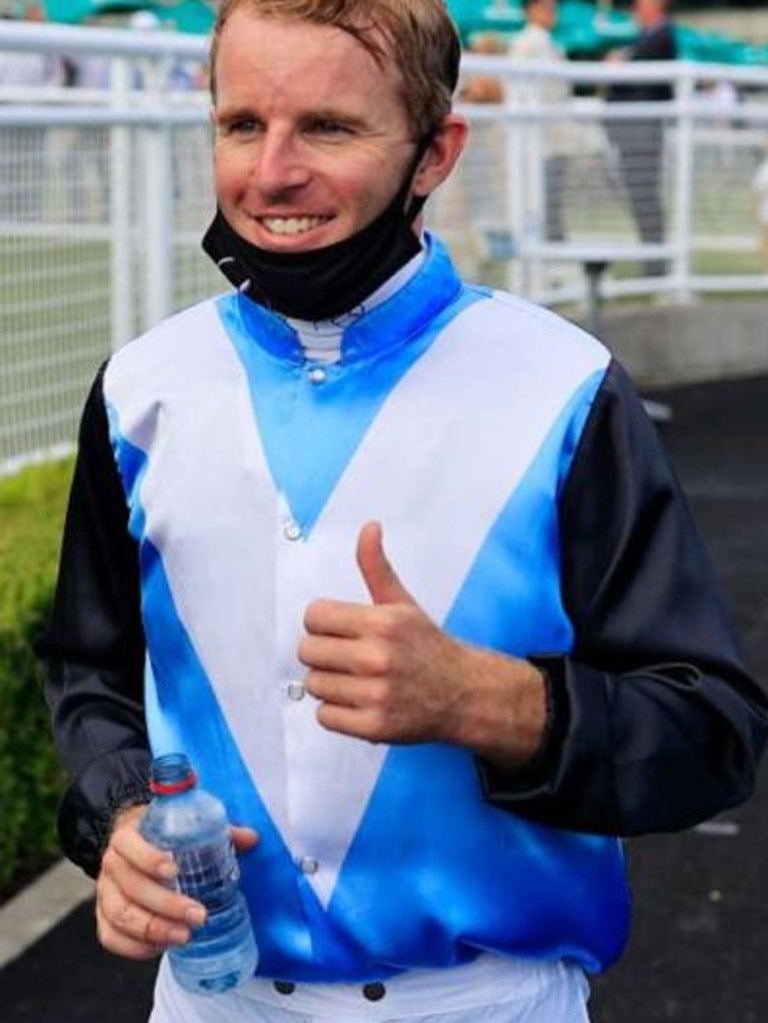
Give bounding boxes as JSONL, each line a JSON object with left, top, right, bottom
{"left": 357, "top": 521, "right": 415, "bottom": 605}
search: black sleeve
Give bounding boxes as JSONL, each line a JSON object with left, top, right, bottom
{"left": 478, "top": 361, "right": 768, "bottom": 835}
{"left": 38, "top": 364, "right": 151, "bottom": 878}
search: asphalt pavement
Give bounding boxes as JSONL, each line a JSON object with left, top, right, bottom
{"left": 2, "top": 373, "right": 767, "bottom": 1023}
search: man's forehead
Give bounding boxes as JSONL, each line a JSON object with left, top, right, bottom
{"left": 218, "top": 8, "right": 393, "bottom": 62}
{"left": 214, "top": 11, "right": 405, "bottom": 110}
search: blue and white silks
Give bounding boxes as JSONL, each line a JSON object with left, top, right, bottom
{"left": 103, "top": 237, "right": 630, "bottom": 984}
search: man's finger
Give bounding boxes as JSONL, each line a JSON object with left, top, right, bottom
{"left": 299, "top": 632, "right": 391, "bottom": 675}
{"left": 109, "top": 806, "right": 179, "bottom": 882}
{"left": 303, "top": 599, "right": 374, "bottom": 638}
{"left": 230, "top": 826, "right": 259, "bottom": 854}
{"left": 356, "top": 521, "right": 415, "bottom": 606}
{"left": 96, "top": 914, "right": 166, "bottom": 960}
{"left": 305, "top": 669, "right": 367, "bottom": 708}
{"left": 315, "top": 701, "right": 384, "bottom": 742}
{"left": 96, "top": 872, "right": 194, "bottom": 951}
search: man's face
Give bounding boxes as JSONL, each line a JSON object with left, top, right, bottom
{"left": 633, "top": 0, "right": 666, "bottom": 30}
{"left": 530, "top": 0, "right": 557, "bottom": 32}
{"left": 212, "top": 11, "right": 418, "bottom": 252}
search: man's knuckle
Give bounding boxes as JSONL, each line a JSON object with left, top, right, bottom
{"left": 144, "top": 915, "right": 167, "bottom": 945}
{"left": 113, "top": 895, "right": 135, "bottom": 929}
{"left": 369, "top": 678, "right": 393, "bottom": 708}
{"left": 303, "top": 599, "right": 326, "bottom": 631}
{"left": 362, "top": 643, "right": 395, "bottom": 676}
{"left": 316, "top": 702, "right": 335, "bottom": 729}
{"left": 364, "top": 711, "right": 390, "bottom": 743}
{"left": 374, "top": 607, "right": 402, "bottom": 639}
{"left": 100, "top": 844, "right": 120, "bottom": 875}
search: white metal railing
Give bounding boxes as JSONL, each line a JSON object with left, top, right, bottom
{"left": 1, "top": 21, "right": 768, "bottom": 473}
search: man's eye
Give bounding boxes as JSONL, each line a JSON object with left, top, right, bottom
{"left": 307, "top": 120, "right": 353, "bottom": 138}
{"left": 226, "top": 119, "right": 260, "bottom": 137}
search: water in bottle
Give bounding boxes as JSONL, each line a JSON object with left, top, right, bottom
{"left": 139, "top": 752, "right": 258, "bottom": 994}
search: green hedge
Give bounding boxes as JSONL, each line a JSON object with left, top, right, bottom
{"left": 0, "top": 458, "right": 73, "bottom": 895}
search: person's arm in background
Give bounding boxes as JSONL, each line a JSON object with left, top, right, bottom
{"left": 631, "top": 20, "right": 677, "bottom": 62}
{"left": 478, "top": 360, "right": 768, "bottom": 834}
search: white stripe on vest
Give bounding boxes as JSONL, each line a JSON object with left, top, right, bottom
{"left": 105, "top": 291, "right": 609, "bottom": 908}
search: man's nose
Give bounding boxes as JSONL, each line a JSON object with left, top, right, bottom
{"left": 252, "top": 131, "right": 311, "bottom": 195}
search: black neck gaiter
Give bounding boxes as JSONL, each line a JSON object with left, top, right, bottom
{"left": 202, "top": 145, "right": 429, "bottom": 321}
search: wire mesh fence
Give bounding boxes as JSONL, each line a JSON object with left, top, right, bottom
{"left": 0, "top": 116, "right": 220, "bottom": 473}
{"left": 1, "top": 21, "right": 767, "bottom": 474}
{"left": 442, "top": 55, "right": 768, "bottom": 300}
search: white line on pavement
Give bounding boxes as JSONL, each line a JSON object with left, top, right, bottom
{"left": 0, "top": 859, "right": 94, "bottom": 970}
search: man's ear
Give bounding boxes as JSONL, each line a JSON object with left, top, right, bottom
{"left": 412, "top": 115, "right": 470, "bottom": 198}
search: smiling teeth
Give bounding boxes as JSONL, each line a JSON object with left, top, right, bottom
{"left": 262, "top": 216, "right": 328, "bottom": 236}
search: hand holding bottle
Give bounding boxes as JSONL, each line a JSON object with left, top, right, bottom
{"left": 96, "top": 801, "right": 258, "bottom": 963}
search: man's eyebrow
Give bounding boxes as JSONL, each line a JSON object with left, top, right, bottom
{"left": 214, "top": 103, "right": 373, "bottom": 132}
{"left": 215, "top": 105, "right": 259, "bottom": 124}
{"left": 299, "top": 107, "right": 371, "bottom": 128}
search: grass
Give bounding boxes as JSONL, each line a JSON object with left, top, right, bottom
{"left": 0, "top": 458, "right": 74, "bottom": 893}
{"left": 0, "top": 457, "right": 73, "bottom": 619}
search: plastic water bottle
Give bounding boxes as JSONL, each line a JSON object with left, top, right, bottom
{"left": 139, "top": 753, "right": 258, "bottom": 995}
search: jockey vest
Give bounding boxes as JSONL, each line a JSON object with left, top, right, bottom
{"left": 103, "top": 237, "right": 629, "bottom": 983}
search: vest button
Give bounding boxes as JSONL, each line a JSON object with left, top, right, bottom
{"left": 283, "top": 519, "right": 302, "bottom": 542}
{"left": 362, "top": 982, "right": 386, "bottom": 1002}
{"left": 287, "top": 681, "right": 306, "bottom": 701}
{"left": 298, "top": 855, "right": 319, "bottom": 875}
{"left": 273, "top": 981, "right": 295, "bottom": 995}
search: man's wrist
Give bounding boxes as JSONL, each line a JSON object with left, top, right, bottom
{"left": 101, "top": 786, "right": 151, "bottom": 858}
{"left": 452, "top": 647, "right": 549, "bottom": 769}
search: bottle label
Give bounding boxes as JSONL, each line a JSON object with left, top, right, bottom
{"left": 175, "top": 841, "right": 240, "bottom": 910}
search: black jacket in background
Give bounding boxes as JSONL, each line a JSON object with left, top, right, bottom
{"left": 607, "top": 20, "right": 678, "bottom": 104}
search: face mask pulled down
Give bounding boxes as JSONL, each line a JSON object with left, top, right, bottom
{"left": 202, "top": 147, "right": 429, "bottom": 322}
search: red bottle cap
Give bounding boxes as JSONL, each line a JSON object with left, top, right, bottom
{"left": 149, "top": 770, "right": 198, "bottom": 795}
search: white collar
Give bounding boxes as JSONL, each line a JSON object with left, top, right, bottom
{"left": 288, "top": 247, "right": 427, "bottom": 364}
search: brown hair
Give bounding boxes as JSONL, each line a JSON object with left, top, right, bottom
{"left": 209, "top": 0, "right": 461, "bottom": 137}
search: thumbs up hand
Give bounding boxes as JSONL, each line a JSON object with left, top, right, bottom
{"left": 299, "top": 521, "right": 457, "bottom": 746}
{"left": 299, "top": 522, "right": 548, "bottom": 765}
{"left": 355, "top": 520, "right": 415, "bottom": 607}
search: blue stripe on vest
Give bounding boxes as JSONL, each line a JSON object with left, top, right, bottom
{"left": 103, "top": 261, "right": 629, "bottom": 982}
{"left": 216, "top": 239, "right": 482, "bottom": 535}
{"left": 445, "top": 370, "right": 604, "bottom": 654}
{"left": 321, "top": 371, "right": 628, "bottom": 977}
{"left": 329, "top": 743, "right": 628, "bottom": 975}
{"left": 106, "top": 415, "right": 368, "bottom": 979}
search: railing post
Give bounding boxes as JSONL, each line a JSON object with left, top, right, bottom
{"left": 141, "top": 56, "right": 175, "bottom": 332}
{"left": 505, "top": 76, "right": 528, "bottom": 295}
{"left": 673, "top": 64, "right": 696, "bottom": 304}
{"left": 527, "top": 85, "right": 546, "bottom": 301}
{"left": 109, "top": 57, "right": 133, "bottom": 351}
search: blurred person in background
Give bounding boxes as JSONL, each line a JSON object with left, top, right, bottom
{"left": 41, "top": 2, "right": 768, "bottom": 1022}
{"left": 509, "top": 0, "right": 572, "bottom": 242}
{"left": 128, "top": 8, "right": 161, "bottom": 89}
{"left": 452, "top": 31, "right": 507, "bottom": 278}
{"left": 605, "top": 0, "right": 678, "bottom": 276}
{"left": 60, "top": 16, "right": 112, "bottom": 223}
{"left": 458, "top": 32, "right": 505, "bottom": 105}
